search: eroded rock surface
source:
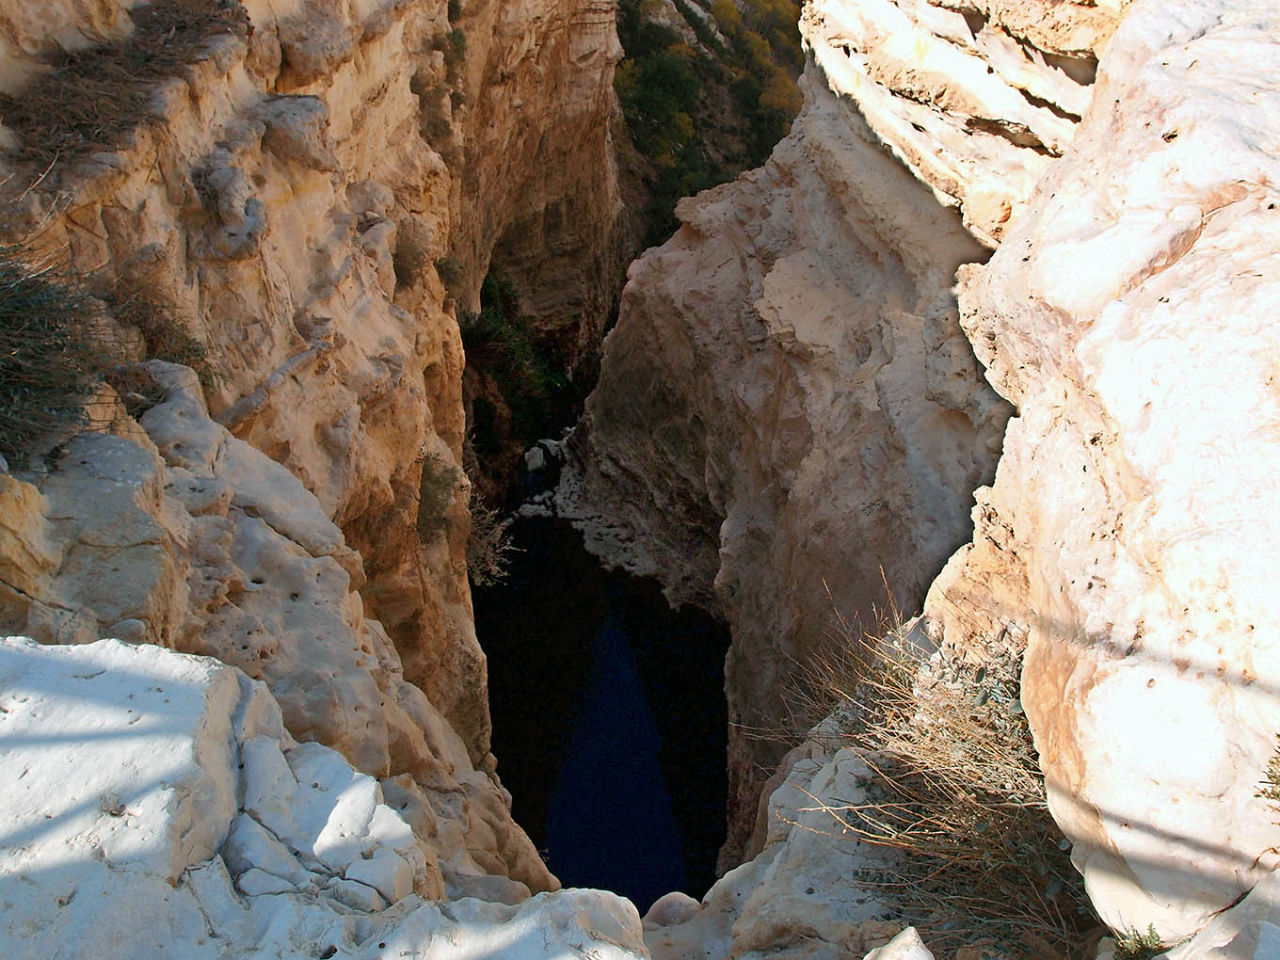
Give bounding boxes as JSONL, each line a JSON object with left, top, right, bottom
{"left": 0, "top": 636, "right": 646, "bottom": 960}
{"left": 922, "top": 0, "right": 1280, "bottom": 941}
{"left": 559, "top": 1, "right": 1017, "bottom": 863}
{"left": 641, "top": 718, "right": 904, "bottom": 960}
{"left": 0, "top": 363, "right": 552, "bottom": 896}
{"left": 0, "top": 0, "right": 628, "bottom": 766}
{"left": 803, "top": 0, "right": 1119, "bottom": 245}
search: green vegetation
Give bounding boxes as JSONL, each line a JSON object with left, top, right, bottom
{"left": 446, "top": 28, "right": 467, "bottom": 69}
{"left": 433, "top": 256, "right": 465, "bottom": 300}
{"left": 460, "top": 271, "right": 572, "bottom": 451}
{"left": 614, "top": 0, "right": 802, "bottom": 244}
{"left": 1259, "top": 732, "right": 1280, "bottom": 804}
{"left": 1114, "top": 925, "right": 1166, "bottom": 960}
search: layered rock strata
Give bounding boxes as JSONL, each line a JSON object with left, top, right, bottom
{"left": 559, "top": 0, "right": 1114, "bottom": 863}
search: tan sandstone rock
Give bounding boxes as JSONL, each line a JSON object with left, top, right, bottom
{"left": 0, "top": 0, "right": 627, "bottom": 771}
{"left": 0, "top": 364, "right": 554, "bottom": 895}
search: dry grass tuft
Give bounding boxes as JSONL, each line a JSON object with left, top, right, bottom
{"left": 0, "top": 0, "right": 250, "bottom": 164}
{"left": 786, "top": 593, "right": 1101, "bottom": 958}
{"left": 0, "top": 250, "right": 114, "bottom": 463}
{"left": 103, "top": 279, "right": 208, "bottom": 372}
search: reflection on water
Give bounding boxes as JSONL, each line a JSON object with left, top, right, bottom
{"left": 473, "top": 517, "right": 730, "bottom": 911}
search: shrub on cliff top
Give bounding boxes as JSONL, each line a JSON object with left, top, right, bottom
{"left": 0, "top": 0, "right": 249, "bottom": 165}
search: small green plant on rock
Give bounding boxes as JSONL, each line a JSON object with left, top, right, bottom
{"left": 1257, "top": 733, "right": 1280, "bottom": 805}
{"left": 1113, "top": 925, "right": 1166, "bottom": 960}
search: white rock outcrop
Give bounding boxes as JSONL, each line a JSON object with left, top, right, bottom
{"left": 921, "top": 0, "right": 1280, "bottom": 942}
{"left": 804, "top": 0, "right": 1117, "bottom": 245}
{"left": 0, "top": 362, "right": 552, "bottom": 896}
{"left": 642, "top": 720, "right": 905, "bottom": 960}
{"left": 1160, "top": 870, "right": 1280, "bottom": 960}
{"left": 0, "top": 636, "right": 647, "bottom": 960}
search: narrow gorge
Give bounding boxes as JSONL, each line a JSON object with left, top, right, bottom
{"left": 1, "top": 1, "right": 1278, "bottom": 959}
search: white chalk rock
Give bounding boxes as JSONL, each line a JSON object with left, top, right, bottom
{"left": 863, "top": 927, "right": 934, "bottom": 960}
{"left": 236, "top": 868, "right": 297, "bottom": 897}
{"left": 1163, "top": 870, "right": 1280, "bottom": 960}
{"left": 345, "top": 849, "right": 414, "bottom": 904}
{"left": 0, "top": 638, "right": 648, "bottom": 960}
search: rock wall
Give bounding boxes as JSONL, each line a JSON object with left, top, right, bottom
{"left": 0, "top": 0, "right": 626, "bottom": 904}
{"left": 558, "top": 0, "right": 1112, "bottom": 864}
{"left": 0, "top": 364, "right": 552, "bottom": 896}
{"left": 922, "top": 0, "right": 1280, "bottom": 941}
{"left": 0, "top": 0, "right": 626, "bottom": 763}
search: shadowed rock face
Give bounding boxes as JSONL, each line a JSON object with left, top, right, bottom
{"left": 559, "top": 0, "right": 1119, "bottom": 862}
{"left": 558, "top": 68, "right": 1013, "bottom": 864}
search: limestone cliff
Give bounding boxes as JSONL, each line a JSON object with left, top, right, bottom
{"left": 558, "top": 0, "right": 1112, "bottom": 864}
{"left": 0, "top": 0, "right": 625, "bottom": 896}
{"left": 570, "top": 0, "right": 1280, "bottom": 950}
{"left": 923, "top": 0, "right": 1280, "bottom": 940}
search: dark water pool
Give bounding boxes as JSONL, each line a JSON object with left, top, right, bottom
{"left": 472, "top": 516, "right": 730, "bottom": 911}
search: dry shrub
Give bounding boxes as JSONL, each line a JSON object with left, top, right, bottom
{"left": 0, "top": 0, "right": 249, "bottom": 164}
{"left": 788, "top": 595, "right": 1100, "bottom": 958}
{"left": 393, "top": 220, "right": 432, "bottom": 290}
{"left": 104, "top": 280, "right": 208, "bottom": 370}
{"left": 465, "top": 488, "right": 517, "bottom": 587}
{"left": 0, "top": 250, "right": 115, "bottom": 463}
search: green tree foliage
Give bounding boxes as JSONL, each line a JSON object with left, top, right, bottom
{"left": 614, "top": 0, "right": 802, "bottom": 245}
{"left": 460, "top": 271, "right": 571, "bottom": 450}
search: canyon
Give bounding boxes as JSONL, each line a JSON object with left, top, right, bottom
{"left": 1, "top": 0, "right": 1279, "bottom": 959}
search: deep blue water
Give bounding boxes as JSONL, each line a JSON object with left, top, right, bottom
{"left": 472, "top": 516, "right": 730, "bottom": 911}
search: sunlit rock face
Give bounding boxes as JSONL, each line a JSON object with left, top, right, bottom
{"left": 0, "top": 636, "right": 648, "bottom": 960}
{"left": 804, "top": 0, "right": 1118, "bottom": 246}
{"left": 0, "top": 364, "right": 553, "bottom": 895}
{"left": 0, "top": 0, "right": 627, "bottom": 765}
{"left": 923, "top": 0, "right": 1280, "bottom": 940}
